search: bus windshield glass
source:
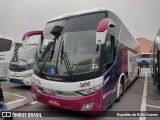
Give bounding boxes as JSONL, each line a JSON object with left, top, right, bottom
{"left": 35, "top": 13, "right": 105, "bottom": 76}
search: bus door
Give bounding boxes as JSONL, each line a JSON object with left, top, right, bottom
{"left": 96, "top": 18, "right": 117, "bottom": 110}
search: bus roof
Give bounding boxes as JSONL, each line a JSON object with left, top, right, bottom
{"left": 48, "top": 7, "right": 139, "bottom": 49}
{"left": 49, "top": 7, "right": 117, "bottom": 22}
{"left": 0, "top": 35, "right": 14, "bottom": 42}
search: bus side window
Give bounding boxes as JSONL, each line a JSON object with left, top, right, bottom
{"left": 103, "top": 34, "right": 115, "bottom": 70}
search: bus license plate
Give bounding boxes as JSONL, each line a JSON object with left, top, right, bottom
{"left": 48, "top": 99, "right": 60, "bottom": 106}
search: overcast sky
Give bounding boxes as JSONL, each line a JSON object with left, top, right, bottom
{"left": 0, "top": 0, "right": 160, "bottom": 42}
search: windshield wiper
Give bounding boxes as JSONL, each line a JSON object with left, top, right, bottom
{"left": 19, "top": 59, "right": 30, "bottom": 67}
{"left": 60, "top": 41, "right": 74, "bottom": 81}
{"left": 39, "top": 25, "right": 64, "bottom": 76}
{"left": 39, "top": 41, "right": 56, "bottom": 76}
{"left": 11, "top": 51, "right": 18, "bottom": 62}
{"left": 11, "top": 51, "right": 31, "bottom": 68}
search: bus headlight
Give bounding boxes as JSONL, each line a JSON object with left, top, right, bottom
{"left": 10, "top": 61, "right": 18, "bottom": 65}
{"left": 76, "top": 84, "right": 102, "bottom": 96}
{"left": 22, "top": 73, "right": 32, "bottom": 78}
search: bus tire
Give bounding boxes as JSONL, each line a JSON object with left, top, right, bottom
{"left": 116, "top": 77, "right": 124, "bottom": 102}
{"left": 151, "top": 73, "right": 153, "bottom": 77}
{"left": 136, "top": 69, "right": 140, "bottom": 80}
{"left": 157, "top": 84, "right": 160, "bottom": 90}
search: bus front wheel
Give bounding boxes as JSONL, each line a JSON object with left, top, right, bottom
{"left": 116, "top": 78, "right": 124, "bottom": 102}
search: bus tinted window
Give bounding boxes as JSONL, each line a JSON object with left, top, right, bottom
{"left": 103, "top": 35, "right": 114, "bottom": 64}
{"left": 64, "top": 13, "right": 105, "bottom": 32}
{"left": 141, "top": 54, "right": 150, "bottom": 58}
{"left": 0, "top": 38, "right": 12, "bottom": 52}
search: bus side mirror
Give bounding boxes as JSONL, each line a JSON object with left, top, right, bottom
{"left": 155, "top": 36, "right": 160, "bottom": 44}
{"left": 22, "top": 31, "right": 43, "bottom": 49}
{"left": 22, "top": 38, "right": 27, "bottom": 49}
{"left": 96, "top": 18, "right": 116, "bottom": 45}
{"left": 51, "top": 26, "right": 63, "bottom": 39}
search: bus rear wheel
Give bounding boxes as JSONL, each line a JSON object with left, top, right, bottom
{"left": 157, "top": 84, "right": 160, "bottom": 90}
{"left": 116, "top": 78, "right": 124, "bottom": 102}
{"left": 136, "top": 69, "right": 140, "bottom": 80}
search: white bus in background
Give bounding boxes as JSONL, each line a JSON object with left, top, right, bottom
{"left": 138, "top": 53, "right": 153, "bottom": 67}
{"left": 0, "top": 35, "right": 15, "bottom": 79}
{"left": 7, "top": 31, "right": 42, "bottom": 85}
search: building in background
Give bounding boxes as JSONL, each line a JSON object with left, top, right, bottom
{"left": 137, "top": 37, "right": 153, "bottom": 53}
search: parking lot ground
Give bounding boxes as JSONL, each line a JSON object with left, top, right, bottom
{"left": 146, "top": 75, "right": 160, "bottom": 120}
{"left": 8, "top": 71, "right": 145, "bottom": 120}
{"left": 0, "top": 68, "right": 160, "bottom": 120}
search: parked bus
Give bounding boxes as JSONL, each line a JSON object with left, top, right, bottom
{"left": 0, "top": 35, "right": 14, "bottom": 79}
{"left": 138, "top": 53, "right": 153, "bottom": 68}
{"left": 150, "top": 29, "right": 160, "bottom": 90}
{"left": 31, "top": 8, "right": 140, "bottom": 111}
{"left": 7, "top": 31, "right": 42, "bottom": 85}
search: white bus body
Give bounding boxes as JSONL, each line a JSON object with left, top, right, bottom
{"left": 0, "top": 35, "right": 14, "bottom": 79}
{"left": 7, "top": 31, "right": 42, "bottom": 85}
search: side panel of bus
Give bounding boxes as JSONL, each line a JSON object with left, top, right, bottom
{"left": 119, "top": 23, "right": 139, "bottom": 86}
{"left": 102, "top": 12, "right": 122, "bottom": 110}
{"left": 0, "top": 37, "right": 14, "bottom": 78}
{"left": 150, "top": 45, "right": 155, "bottom": 79}
{"left": 151, "top": 34, "right": 160, "bottom": 89}
{"left": 102, "top": 12, "right": 139, "bottom": 110}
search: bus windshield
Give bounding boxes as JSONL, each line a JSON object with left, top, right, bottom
{"left": 35, "top": 13, "right": 105, "bottom": 76}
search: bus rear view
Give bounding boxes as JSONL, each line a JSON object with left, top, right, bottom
{"left": 31, "top": 8, "right": 140, "bottom": 112}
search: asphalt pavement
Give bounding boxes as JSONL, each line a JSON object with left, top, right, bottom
{"left": 0, "top": 68, "right": 160, "bottom": 120}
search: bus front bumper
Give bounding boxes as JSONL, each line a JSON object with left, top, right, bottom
{"left": 7, "top": 70, "right": 32, "bottom": 86}
{"left": 31, "top": 85, "right": 103, "bottom": 112}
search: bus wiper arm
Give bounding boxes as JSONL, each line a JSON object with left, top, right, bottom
{"left": 61, "top": 42, "right": 74, "bottom": 81}
{"left": 11, "top": 51, "right": 18, "bottom": 62}
{"left": 19, "top": 59, "right": 30, "bottom": 67}
{"left": 62, "top": 52, "right": 74, "bottom": 81}
{"left": 39, "top": 41, "right": 56, "bottom": 76}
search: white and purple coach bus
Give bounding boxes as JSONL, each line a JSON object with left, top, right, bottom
{"left": 31, "top": 8, "right": 140, "bottom": 112}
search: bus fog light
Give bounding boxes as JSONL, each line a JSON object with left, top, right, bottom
{"left": 81, "top": 102, "right": 94, "bottom": 111}
{"left": 93, "top": 86, "right": 99, "bottom": 92}
{"left": 86, "top": 89, "right": 92, "bottom": 95}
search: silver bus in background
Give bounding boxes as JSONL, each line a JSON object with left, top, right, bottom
{"left": 7, "top": 31, "right": 42, "bottom": 85}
